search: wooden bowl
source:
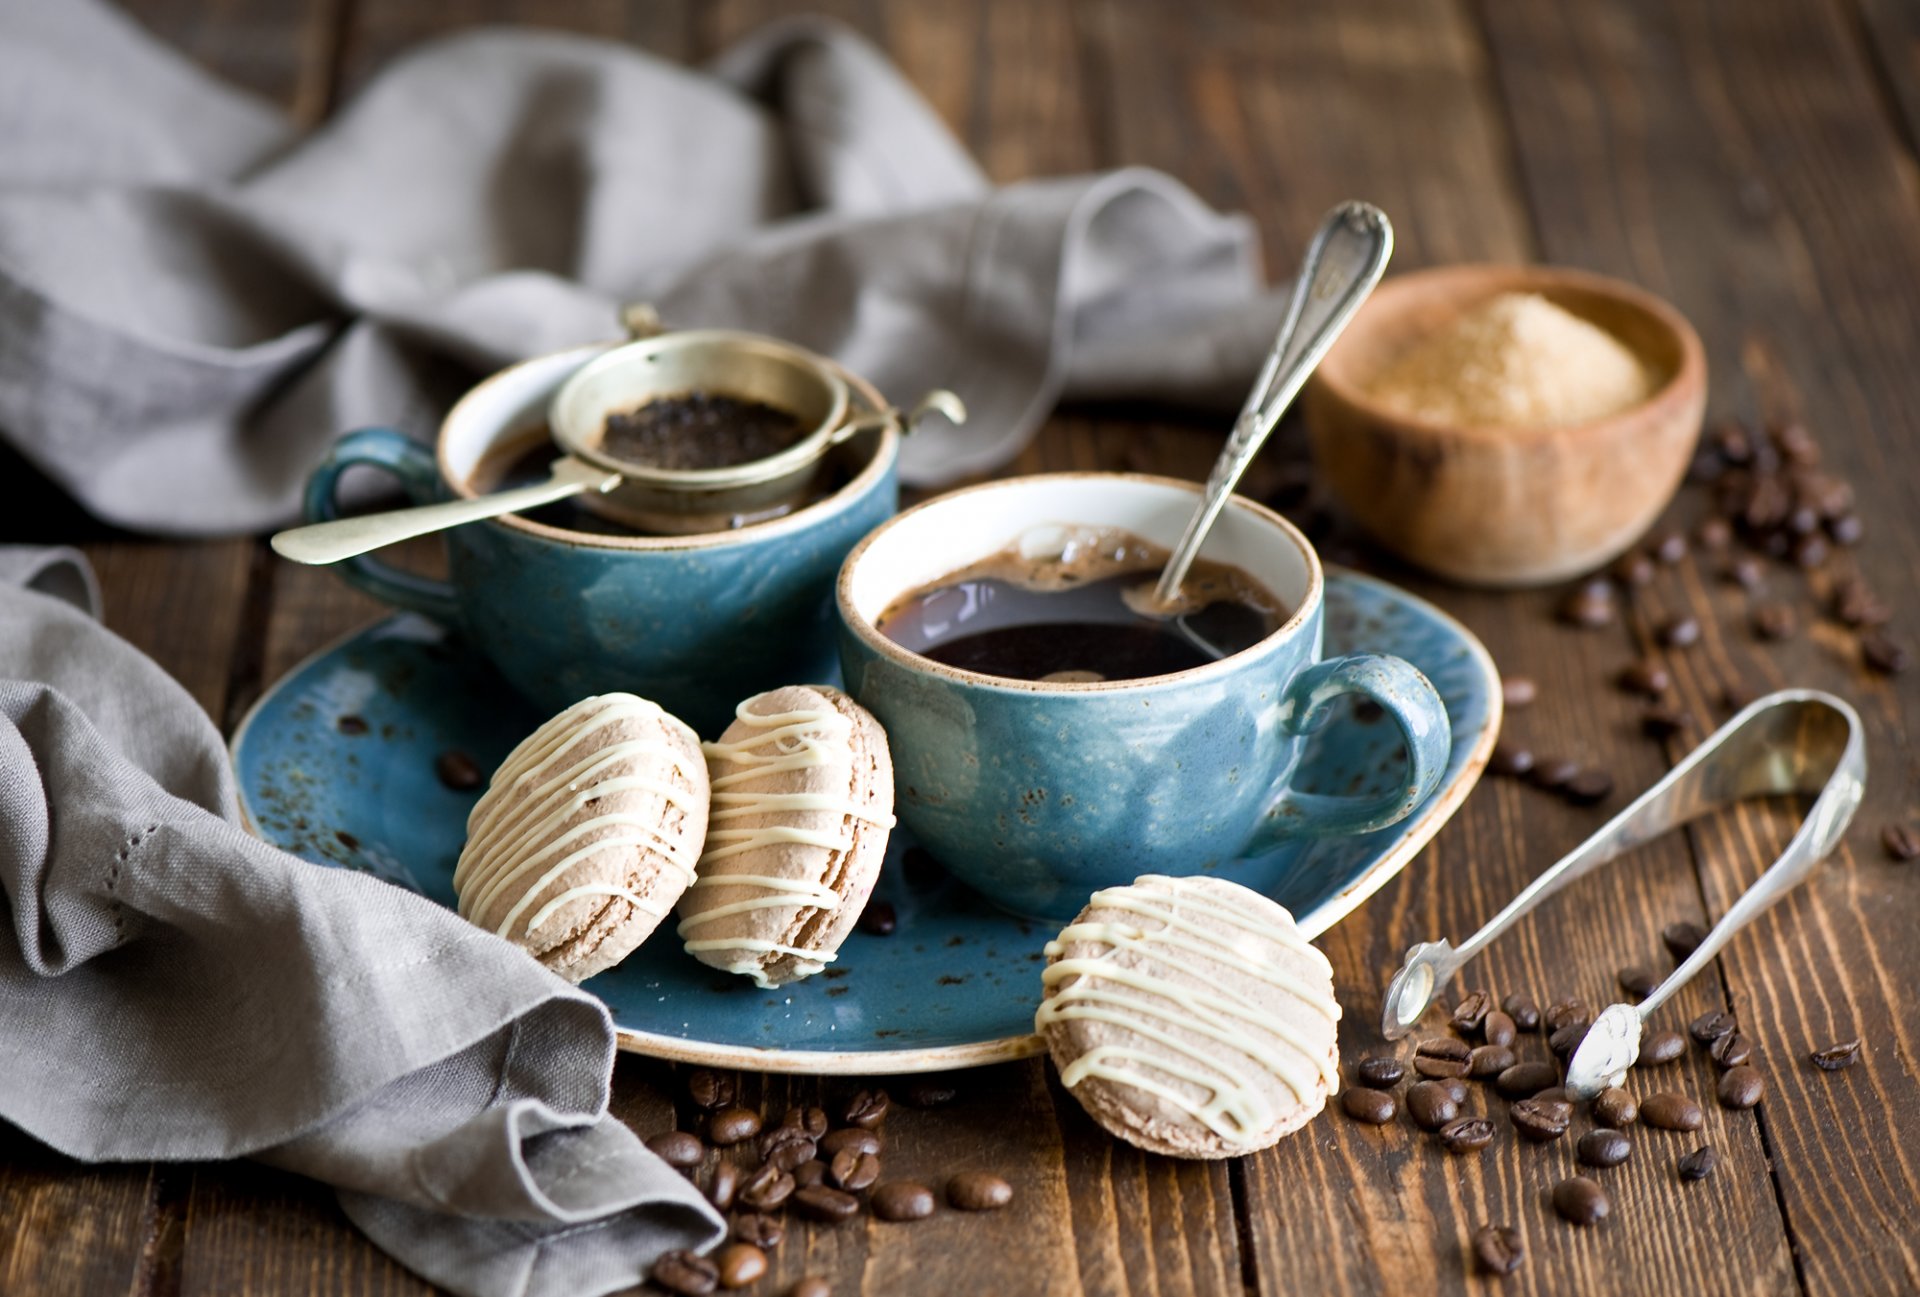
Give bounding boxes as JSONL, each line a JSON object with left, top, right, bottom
{"left": 1304, "top": 265, "right": 1707, "bottom": 587}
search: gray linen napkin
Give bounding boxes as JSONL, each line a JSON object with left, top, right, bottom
{"left": 0, "top": 1, "right": 1282, "bottom": 535}
{"left": 0, "top": 546, "right": 725, "bottom": 1297}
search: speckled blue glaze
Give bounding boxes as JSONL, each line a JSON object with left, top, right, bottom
{"left": 230, "top": 571, "right": 1496, "bottom": 1072}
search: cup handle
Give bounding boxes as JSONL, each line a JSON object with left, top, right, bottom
{"left": 301, "top": 427, "right": 461, "bottom": 624}
{"left": 1247, "top": 653, "right": 1452, "bottom": 848}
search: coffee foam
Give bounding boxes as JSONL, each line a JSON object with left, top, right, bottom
{"left": 939, "top": 525, "right": 1278, "bottom": 620}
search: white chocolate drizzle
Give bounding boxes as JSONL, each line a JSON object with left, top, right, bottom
{"left": 1034, "top": 877, "right": 1341, "bottom": 1149}
{"left": 454, "top": 694, "right": 703, "bottom": 940}
{"left": 676, "top": 697, "right": 895, "bottom": 987}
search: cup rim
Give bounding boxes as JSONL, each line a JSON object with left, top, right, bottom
{"left": 434, "top": 342, "right": 900, "bottom": 553}
{"left": 835, "top": 471, "right": 1324, "bottom": 694}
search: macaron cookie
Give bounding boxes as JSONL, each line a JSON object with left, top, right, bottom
{"left": 675, "top": 684, "right": 895, "bottom": 988}
{"left": 1036, "top": 875, "right": 1342, "bottom": 1158}
{"left": 453, "top": 693, "right": 709, "bottom": 983}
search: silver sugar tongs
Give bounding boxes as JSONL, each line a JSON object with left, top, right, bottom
{"left": 1380, "top": 689, "right": 1865, "bottom": 1098}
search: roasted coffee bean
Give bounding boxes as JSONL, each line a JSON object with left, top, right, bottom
{"left": 829, "top": 1148, "right": 882, "bottom": 1192}
{"left": 1638, "top": 1030, "right": 1687, "bottom": 1066}
{"left": 1407, "top": 1081, "right": 1461, "bottom": 1131}
{"left": 714, "top": 1243, "right": 768, "bottom": 1290}
{"left": 1619, "top": 966, "right": 1660, "bottom": 999}
{"left": 1482, "top": 1011, "right": 1518, "bottom": 1049}
{"left": 1550, "top": 1022, "right": 1590, "bottom": 1057}
{"left": 766, "top": 1136, "right": 818, "bottom": 1173}
{"left": 1592, "top": 1088, "right": 1638, "bottom": 1128}
{"left": 1473, "top": 1224, "right": 1526, "bottom": 1276}
{"left": 1662, "top": 921, "right": 1707, "bottom": 961}
{"left": 707, "top": 1159, "right": 739, "bottom": 1211}
{"left": 1469, "top": 1045, "right": 1517, "bottom": 1080}
{"left": 1690, "top": 1011, "right": 1737, "bottom": 1045}
{"left": 647, "top": 1131, "right": 705, "bottom": 1169}
{"left": 1652, "top": 530, "right": 1688, "bottom": 564}
{"left": 871, "top": 1180, "right": 936, "bottom": 1221}
{"left": 947, "top": 1171, "right": 1013, "bottom": 1211}
{"left": 1564, "top": 768, "right": 1616, "bottom": 806}
{"left": 1810, "top": 1039, "right": 1862, "bottom": 1071}
{"left": 791, "top": 1159, "right": 828, "bottom": 1190}
{"left": 1414, "top": 1037, "right": 1472, "bottom": 1079}
{"left": 1552, "top": 1176, "right": 1610, "bottom": 1226}
{"left": 842, "top": 1089, "right": 891, "bottom": 1129}
{"left": 688, "top": 1068, "right": 736, "bottom": 1111}
{"left": 857, "top": 901, "right": 897, "bottom": 936}
{"left": 1495, "top": 1061, "right": 1561, "bottom": 1100}
{"left": 1829, "top": 513, "right": 1864, "bottom": 545}
{"left": 1642, "top": 1092, "right": 1705, "bottom": 1131}
{"left": 1503, "top": 676, "right": 1539, "bottom": 708}
{"left": 434, "top": 750, "right": 483, "bottom": 790}
{"left": 1677, "top": 1146, "right": 1718, "bottom": 1182}
{"left": 1727, "top": 555, "right": 1767, "bottom": 591}
{"left": 818, "top": 1128, "right": 882, "bottom": 1158}
{"left": 1612, "top": 550, "right": 1656, "bottom": 587}
{"left": 1793, "top": 534, "right": 1830, "bottom": 570}
{"left": 1341, "top": 1088, "right": 1397, "bottom": 1125}
{"left": 736, "top": 1163, "right": 796, "bottom": 1211}
{"left": 1688, "top": 447, "right": 1728, "bottom": 483}
{"left": 651, "top": 1249, "right": 720, "bottom": 1296}
{"left": 708, "top": 1106, "right": 762, "bottom": 1147}
{"left": 1618, "top": 659, "right": 1672, "bottom": 697}
{"left": 1489, "top": 742, "right": 1535, "bottom": 778}
{"left": 782, "top": 1106, "right": 830, "bottom": 1139}
{"left": 1641, "top": 706, "right": 1688, "bottom": 740}
{"left": 759, "top": 1123, "right": 816, "bottom": 1163}
{"left": 793, "top": 1185, "right": 861, "bottom": 1222}
{"left": 1658, "top": 616, "right": 1702, "bottom": 649}
{"left": 1510, "top": 1097, "right": 1573, "bottom": 1143}
{"left": 1752, "top": 603, "right": 1797, "bottom": 641}
{"left": 1717, "top": 1066, "right": 1765, "bottom": 1110}
{"left": 1530, "top": 758, "right": 1581, "bottom": 792}
{"left": 1451, "top": 990, "right": 1493, "bottom": 1036}
{"left": 1577, "top": 1128, "right": 1633, "bottom": 1168}
{"left": 1559, "top": 582, "right": 1617, "bottom": 628}
{"left": 1710, "top": 1032, "right": 1753, "bottom": 1069}
{"left": 1502, "top": 994, "right": 1541, "bottom": 1032}
{"left": 1882, "top": 823, "right": 1920, "bottom": 862}
{"left": 1545, "top": 998, "right": 1590, "bottom": 1033}
{"left": 732, "top": 1213, "right": 784, "bottom": 1248}
{"left": 1353, "top": 1055, "right": 1406, "bottom": 1088}
{"left": 1774, "top": 421, "right": 1820, "bottom": 465}
{"left": 1832, "top": 578, "right": 1889, "bottom": 627}
{"left": 1713, "top": 421, "right": 1754, "bottom": 463}
{"left": 1437, "top": 1116, "right": 1496, "bottom": 1155}
{"left": 789, "top": 1280, "right": 832, "bottom": 1297}
{"left": 1696, "top": 516, "right": 1733, "bottom": 549}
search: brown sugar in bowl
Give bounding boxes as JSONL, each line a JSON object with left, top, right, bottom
{"left": 1303, "top": 265, "right": 1706, "bottom": 587}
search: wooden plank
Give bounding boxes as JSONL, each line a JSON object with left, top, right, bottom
{"left": 0, "top": 1128, "right": 159, "bottom": 1297}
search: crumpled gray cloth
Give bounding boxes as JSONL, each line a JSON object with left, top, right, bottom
{"left": 0, "top": 0, "right": 1281, "bottom": 535}
{"left": 0, "top": 546, "right": 724, "bottom": 1297}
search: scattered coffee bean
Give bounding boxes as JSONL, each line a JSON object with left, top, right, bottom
{"left": 947, "top": 1171, "right": 1013, "bottom": 1211}
{"left": 1341, "top": 1087, "right": 1397, "bottom": 1125}
{"left": 1501, "top": 994, "right": 1541, "bottom": 1032}
{"left": 1619, "top": 966, "right": 1659, "bottom": 999}
{"left": 1530, "top": 758, "right": 1581, "bottom": 792}
{"left": 1641, "top": 705, "right": 1688, "bottom": 740}
{"left": 759, "top": 1123, "right": 815, "bottom": 1163}
{"left": 1882, "top": 824, "right": 1920, "bottom": 863}
{"left": 1564, "top": 768, "right": 1615, "bottom": 806}
{"left": 1559, "top": 582, "right": 1617, "bottom": 628}
{"left": 1690, "top": 1011, "right": 1737, "bottom": 1045}
{"left": 1618, "top": 659, "right": 1672, "bottom": 697}
{"left": 1495, "top": 1061, "right": 1561, "bottom": 1101}
{"left": 1710, "top": 1032, "right": 1753, "bottom": 1069}
{"left": 1503, "top": 676, "right": 1539, "bottom": 709}
{"left": 1662, "top": 921, "right": 1707, "bottom": 961}
{"left": 1752, "top": 603, "right": 1797, "bottom": 641}
{"left": 858, "top": 901, "right": 897, "bottom": 936}
{"left": 1677, "top": 1146, "right": 1717, "bottom": 1182}
{"left": 646, "top": 1131, "right": 704, "bottom": 1169}
{"left": 1435, "top": 1076, "right": 1470, "bottom": 1104}
{"left": 1652, "top": 530, "right": 1688, "bottom": 564}
{"left": 1717, "top": 1066, "right": 1765, "bottom": 1109}
{"left": 434, "top": 750, "right": 483, "bottom": 790}
{"left": 737, "top": 1163, "right": 795, "bottom": 1211}
{"left": 714, "top": 1243, "right": 768, "bottom": 1290}
{"left": 1577, "top": 1128, "right": 1632, "bottom": 1169}
{"left": 708, "top": 1159, "right": 739, "bottom": 1211}
{"left": 1592, "top": 1088, "right": 1638, "bottom": 1128}
{"left": 1472, "top": 1223, "right": 1526, "bottom": 1276}
{"left": 1468, "top": 1046, "right": 1517, "bottom": 1080}
{"left": 732, "top": 1213, "right": 783, "bottom": 1248}
{"left": 1832, "top": 578, "right": 1889, "bottom": 628}
{"left": 819, "top": 1128, "right": 882, "bottom": 1158}
{"left": 1658, "top": 616, "right": 1702, "bottom": 649}
{"left": 782, "top": 1106, "right": 830, "bottom": 1139}
{"left": 1489, "top": 742, "right": 1535, "bottom": 778}
{"left": 1552, "top": 1176, "right": 1610, "bottom": 1226}
{"left": 1637, "top": 1030, "right": 1687, "bottom": 1066}
{"left": 1545, "top": 998, "right": 1590, "bottom": 1033}
{"left": 1510, "top": 1097, "right": 1572, "bottom": 1143}
{"left": 1437, "top": 1116, "right": 1496, "bottom": 1154}
{"left": 1641, "top": 1093, "right": 1705, "bottom": 1131}
{"left": 1451, "top": 990, "right": 1493, "bottom": 1036}
{"left": 767, "top": 1136, "right": 818, "bottom": 1173}
{"left": 793, "top": 1184, "right": 861, "bottom": 1222}
{"left": 651, "top": 1250, "right": 720, "bottom": 1296}
{"left": 1482, "top": 1010, "right": 1517, "bottom": 1049}
{"left": 1728, "top": 555, "right": 1767, "bottom": 591}
{"left": 1353, "top": 1056, "right": 1406, "bottom": 1088}
{"left": 708, "top": 1107, "right": 762, "bottom": 1147}
{"left": 1407, "top": 1081, "right": 1460, "bottom": 1131}
{"left": 1414, "top": 1036, "right": 1472, "bottom": 1079}
{"left": 1612, "top": 550, "right": 1656, "bottom": 587}
{"left": 1550, "top": 1022, "right": 1590, "bottom": 1057}
{"left": 1697, "top": 517, "right": 1732, "bottom": 549}
{"left": 829, "top": 1148, "right": 882, "bottom": 1192}
{"left": 871, "top": 1180, "right": 936, "bottom": 1222}
{"left": 688, "top": 1069, "right": 736, "bottom": 1111}
{"left": 1829, "top": 513, "right": 1864, "bottom": 545}
{"left": 842, "top": 1088, "right": 891, "bottom": 1129}
{"left": 1792, "top": 534, "right": 1829, "bottom": 570}
{"left": 789, "top": 1279, "right": 832, "bottom": 1297}
{"left": 1809, "top": 1039, "right": 1862, "bottom": 1071}
{"left": 791, "top": 1159, "right": 828, "bottom": 1190}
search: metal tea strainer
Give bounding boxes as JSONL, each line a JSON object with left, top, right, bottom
{"left": 1379, "top": 689, "right": 1865, "bottom": 1098}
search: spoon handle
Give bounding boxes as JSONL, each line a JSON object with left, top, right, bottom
{"left": 270, "top": 457, "right": 620, "bottom": 565}
{"left": 1153, "top": 201, "right": 1393, "bottom": 605}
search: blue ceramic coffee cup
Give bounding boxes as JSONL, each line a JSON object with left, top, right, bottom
{"left": 836, "top": 473, "right": 1451, "bottom": 920}
{"left": 304, "top": 344, "right": 900, "bottom": 736}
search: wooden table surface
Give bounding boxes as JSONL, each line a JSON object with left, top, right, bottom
{"left": 6, "top": 1, "right": 1919, "bottom": 1294}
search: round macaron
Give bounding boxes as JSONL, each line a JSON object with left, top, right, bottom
{"left": 1036, "top": 874, "right": 1342, "bottom": 1158}
{"left": 675, "top": 684, "right": 894, "bottom": 988}
{"left": 453, "top": 693, "right": 709, "bottom": 983}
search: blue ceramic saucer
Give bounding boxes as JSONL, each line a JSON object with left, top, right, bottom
{"left": 231, "top": 570, "right": 1498, "bottom": 1074}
